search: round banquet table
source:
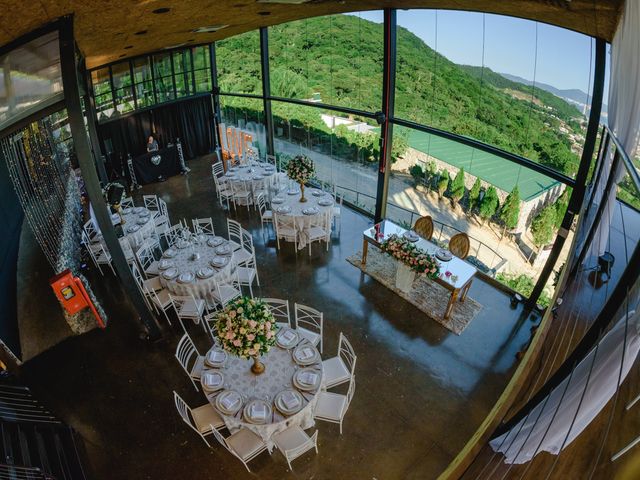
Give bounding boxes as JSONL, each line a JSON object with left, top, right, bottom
{"left": 102, "top": 207, "right": 156, "bottom": 251}
{"left": 158, "top": 236, "right": 236, "bottom": 301}
{"left": 271, "top": 187, "right": 334, "bottom": 249}
{"left": 202, "top": 334, "right": 323, "bottom": 452}
{"left": 222, "top": 162, "right": 276, "bottom": 191}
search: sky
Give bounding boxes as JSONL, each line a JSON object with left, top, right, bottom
{"left": 350, "top": 10, "right": 609, "bottom": 96}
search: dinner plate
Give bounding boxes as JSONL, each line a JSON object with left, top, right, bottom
{"left": 436, "top": 249, "right": 453, "bottom": 262}
{"left": 403, "top": 230, "right": 420, "bottom": 243}
{"left": 276, "top": 206, "right": 292, "bottom": 214}
{"left": 210, "top": 256, "right": 229, "bottom": 268}
{"left": 287, "top": 189, "right": 299, "bottom": 195}
{"left": 158, "top": 259, "right": 173, "bottom": 270}
{"left": 293, "top": 368, "right": 321, "bottom": 391}
{"left": 214, "top": 244, "right": 232, "bottom": 256}
{"left": 122, "top": 208, "right": 132, "bottom": 214}
{"left": 196, "top": 267, "right": 215, "bottom": 279}
{"left": 132, "top": 207, "right": 144, "bottom": 214}
{"left": 318, "top": 199, "right": 334, "bottom": 207}
{"left": 311, "top": 190, "right": 325, "bottom": 197}
{"left": 177, "top": 272, "right": 195, "bottom": 284}
{"left": 215, "top": 390, "right": 243, "bottom": 416}
{"left": 275, "top": 328, "right": 299, "bottom": 349}
{"left": 163, "top": 248, "right": 177, "bottom": 258}
{"left": 139, "top": 211, "right": 151, "bottom": 218}
{"left": 207, "top": 236, "right": 225, "bottom": 247}
{"left": 243, "top": 400, "right": 272, "bottom": 425}
{"left": 201, "top": 371, "right": 225, "bottom": 392}
{"left": 302, "top": 207, "right": 319, "bottom": 216}
{"left": 274, "top": 390, "right": 304, "bottom": 416}
{"left": 271, "top": 197, "right": 284, "bottom": 204}
{"left": 292, "top": 344, "right": 320, "bottom": 366}
{"left": 136, "top": 218, "right": 149, "bottom": 225}
{"left": 162, "top": 267, "right": 179, "bottom": 280}
{"left": 205, "top": 349, "right": 227, "bottom": 368}
{"left": 126, "top": 224, "right": 140, "bottom": 233}
{"left": 252, "top": 175, "right": 263, "bottom": 181}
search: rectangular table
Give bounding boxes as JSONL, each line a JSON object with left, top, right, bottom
{"left": 362, "top": 219, "right": 477, "bottom": 319}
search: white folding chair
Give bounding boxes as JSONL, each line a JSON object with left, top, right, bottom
{"left": 83, "top": 220, "right": 101, "bottom": 245}
{"left": 209, "top": 268, "right": 242, "bottom": 311}
{"left": 163, "top": 224, "right": 183, "bottom": 247}
{"left": 265, "top": 154, "right": 276, "bottom": 167}
{"left": 257, "top": 193, "right": 273, "bottom": 237}
{"left": 135, "top": 244, "right": 160, "bottom": 277}
{"left": 237, "top": 248, "right": 259, "bottom": 298}
{"left": 81, "top": 229, "right": 102, "bottom": 255}
{"left": 274, "top": 213, "right": 298, "bottom": 251}
{"left": 273, "top": 427, "right": 318, "bottom": 471}
{"left": 212, "top": 161, "right": 226, "bottom": 181}
{"left": 314, "top": 376, "right": 355, "bottom": 434}
{"left": 306, "top": 211, "right": 331, "bottom": 256}
{"left": 175, "top": 333, "right": 205, "bottom": 391}
{"left": 120, "top": 196, "right": 134, "bottom": 209}
{"left": 155, "top": 197, "right": 171, "bottom": 230}
{"left": 143, "top": 195, "right": 160, "bottom": 216}
{"left": 262, "top": 298, "right": 291, "bottom": 328}
{"left": 173, "top": 391, "right": 226, "bottom": 448}
{"left": 214, "top": 174, "right": 234, "bottom": 210}
{"left": 226, "top": 218, "right": 244, "bottom": 252}
{"left": 294, "top": 303, "right": 323, "bottom": 353}
{"left": 210, "top": 424, "right": 268, "bottom": 472}
{"left": 236, "top": 228, "right": 256, "bottom": 267}
{"left": 147, "top": 284, "right": 173, "bottom": 325}
{"left": 170, "top": 293, "right": 206, "bottom": 332}
{"left": 322, "top": 332, "right": 356, "bottom": 389}
{"left": 231, "top": 180, "right": 252, "bottom": 213}
{"left": 192, "top": 217, "right": 215, "bottom": 236}
{"left": 86, "top": 241, "right": 115, "bottom": 276}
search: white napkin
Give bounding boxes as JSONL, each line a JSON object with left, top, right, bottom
{"left": 221, "top": 394, "right": 238, "bottom": 410}
{"left": 281, "top": 391, "right": 299, "bottom": 410}
{"left": 203, "top": 373, "right": 221, "bottom": 387}
{"left": 298, "top": 347, "right": 314, "bottom": 360}
{"left": 299, "top": 372, "right": 318, "bottom": 386}
{"left": 208, "top": 350, "right": 225, "bottom": 363}
{"left": 251, "top": 403, "right": 267, "bottom": 420}
{"left": 280, "top": 330, "right": 296, "bottom": 342}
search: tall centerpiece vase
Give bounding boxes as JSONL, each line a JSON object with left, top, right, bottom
{"left": 299, "top": 182, "right": 307, "bottom": 203}
{"left": 395, "top": 262, "right": 416, "bottom": 293}
{"left": 251, "top": 355, "right": 266, "bottom": 374}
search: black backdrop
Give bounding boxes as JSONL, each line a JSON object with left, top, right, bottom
{"left": 98, "top": 95, "right": 215, "bottom": 177}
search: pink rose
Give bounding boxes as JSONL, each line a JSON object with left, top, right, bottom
{"left": 246, "top": 333, "right": 255, "bottom": 341}
{"left": 233, "top": 339, "right": 242, "bottom": 346}
{"left": 225, "top": 331, "right": 235, "bottom": 340}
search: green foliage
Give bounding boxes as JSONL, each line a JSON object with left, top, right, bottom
{"left": 553, "top": 188, "right": 570, "bottom": 228}
{"left": 495, "top": 272, "right": 551, "bottom": 307}
{"left": 468, "top": 178, "right": 482, "bottom": 212}
{"left": 409, "top": 164, "right": 424, "bottom": 185}
{"left": 531, "top": 204, "right": 557, "bottom": 247}
{"left": 500, "top": 186, "right": 521, "bottom": 229}
{"left": 450, "top": 168, "right": 465, "bottom": 203}
{"left": 437, "top": 170, "right": 450, "bottom": 198}
{"left": 479, "top": 186, "right": 499, "bottom": 222}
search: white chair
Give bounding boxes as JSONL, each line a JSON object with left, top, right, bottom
{"left": 163, "top": 224, "right": 183, "bottom": 247}
{"left": 306, "top": 211, "right": 331, "bottom": 255}
{"left": 173, "top": 391, "right": 226, "bottom": 448}
{"left": 237, "top": 248, "right": 259, "bottom": 298}
{"left": 294, "top": 303, "right": 323, "bottom": 353}
{"left": 83, "top": 220, "right": 101, "bottom": 245}
{"left": 212, "top": 161, "right": 226, "bottom": 181}
{"left": 135, "top": 244, "right": 160, "bottom": 277}
{"left": 81, "top": 229, "right": 102, "bottom": 255}
{"left": 227, "top": 218, "right": 244, "bottom": 252}
{"left": 236, "top": 229, "right": 256, "bottom": 267}
{"left": 332, "top": 191, "right": 343, "bottom": 234}
{"left": 86, "top": 241, "right": 115, "bottom": 276}
{"left": 251, "top": 178, "right": 268, "bottom": 207}
{"left": 262, "top": 298, "right": 291, "bottom": 328}
{"left": 120, "top": 196, "right": 134, "bottom": 209}
{"left": 209, "top": 268, "right": 242, "bottom": 311}
{"left": 210, "top": 424, "right": 268, "bottom": 472}
{"left": 231, "top": 180, "right": 252, "bottom": 213}
{"left": 143, "top": 195, "right": 160, "bottom": 216}
{"left": 265, "top": 154, "right": 276, "bottom": 167}
{"left": 131, "top": 262, "right": 155, "bottom": 311}
{"left": 314, "top": 376, "right": 355, "bottom": 434}
{"left": 192, "top": 217, "right": 214, "bottom": 236}
{"left": 170, "top": 293, "right": 206, "bottom": 332}
{"left": 257, "top": 193, "right": 273, "bottom": 237}
{"left": 175, "top": 333, "right": 205, "bottom": 391}
{"left": 155, "top": 197, "right": 171, "bottom": 230}
{"left": 214, "top": 174, "right": 235, "bottom": 210}
{"left": 273, "top": 427, "right": 318, "bottom": 471}
{"left": 322, "top": 333, "right": 356, "bottom": 389}
{"left": 274, "top": 213, "right": 298, "bottom": 251}
{"left": 147, "top": 284, "right": 173, "bottom": 325}
{"left": 202, "top": 312, "right": 218, "bottom": 342}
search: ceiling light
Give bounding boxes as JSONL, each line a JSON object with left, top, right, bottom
{"left": 152, "top": 7, "right": 171, "bottom": 14}
{"left": 256, "top": 0, "right": 311, "bottom": 4}
{"left": 135, "top": 30, "right": 148, "bottom": 35}
{"left": 193, "top": 25, "right": 229, "bottom": 33}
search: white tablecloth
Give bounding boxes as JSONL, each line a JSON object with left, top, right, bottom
{"left": 272, "top": 187, "right": 334, "bottom": 249}
{"left": 158, "top": 238, "right": 235, "bottom": 300}
{"left": 119, "top": 207, "right": 156, "bottom": 247}
{"left": 203, "top": 335, "right": 323, "bottom": 451}
{"left": 222, "top": 162, "right": 275, "bottom": 201}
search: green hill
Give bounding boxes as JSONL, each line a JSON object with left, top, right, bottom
{"left": 216, "top": 14, "right": 584, "bottom": 177}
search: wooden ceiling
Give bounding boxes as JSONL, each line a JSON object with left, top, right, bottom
{"left": 0, "top": 0, "right": 624, "bottom": 69}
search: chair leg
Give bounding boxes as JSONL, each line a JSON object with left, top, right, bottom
{"left": 191, "top": 376, "right": 200, "bottom": 392}
{"left": 163, "top": 308, "right": 172, "bottom": 326}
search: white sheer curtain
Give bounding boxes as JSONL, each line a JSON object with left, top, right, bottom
{"left": 490, "top": 310, "right": 640, "bottom": 464}
{"left": 586, "top": 0, "right": 640, "bottom": 262}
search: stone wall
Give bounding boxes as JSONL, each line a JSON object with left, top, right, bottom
{"left": 395, "top": 147, "right": 564, "bottom": 234}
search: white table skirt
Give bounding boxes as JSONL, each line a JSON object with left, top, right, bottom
{"left": 158, "top": 240, "right": 235, "bottom": 301}
{"left": 204, "top": 336, "right": 323, "bottom": 452}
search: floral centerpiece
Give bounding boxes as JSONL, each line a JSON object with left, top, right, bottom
{"left": 285, "top": 154, "right": 315, "bottom": 202}
{"left": 381, "top": 234, "right": 440, "bottom": 279}
{"left": 214, "top": 296, "right": 277, "bottom": 374}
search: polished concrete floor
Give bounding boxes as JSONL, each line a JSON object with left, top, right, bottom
{"left": 19, "top": 154, "right": 537, "bottom": 479}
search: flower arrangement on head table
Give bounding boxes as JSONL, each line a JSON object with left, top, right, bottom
{"left": 285, "top": 154, "right": 315, "bottom": 184}
{"left": 215, "top": 297, "right": 277, "bottom": 359}
{"left": 381, "top": 234, "right": 441, "bottom": 279}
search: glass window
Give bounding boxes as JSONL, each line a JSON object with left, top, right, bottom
{"left": 111, "top": 62, "right": 134, "bottom": 114}
{"left": 152, "top": 52, "right": 175, "bottom": 102}
{"left": 0, "top": 31, "right": 63, "bottom": 129}
{"left": 192, "top": 45, "right": 212, "bottom": 93}
{"left": 132, "top": 57, "right": 154, "bottom": 108}
{"left": 173, "top": 50, "right": 194, "bottom": 98}
{"left": 268, "top": 12, "right": 383, "bottom": 111}
{"left": 215, "top": 32, "right": 262, "bottom": 95}
{"left": 219, "top": 95, "right": 266, "bottom": 156}
{"left": 91, "top": 67, "right": 113, "bottom": 121}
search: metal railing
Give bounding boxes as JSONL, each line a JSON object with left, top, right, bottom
{"left": 0, "top": 464, "right": 53, "bottom": 480}
{"left": 0, "top": 385, "right": 61, "bottom": 425}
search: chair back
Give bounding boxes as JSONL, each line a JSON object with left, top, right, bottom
{"left": 165, "top": 224, "right": 183, "bottom": 246}
{"left": 294, "top": 303, "right": 323, "bottom": 337}
{"left": 257, "top": 193, "right": 268, "bottom": 217}
{"left": 274, "top": 213, "right": 296, "bottom": 233}
{"left": 158, "top": 198, "right": 169, "bottom": 217}
{"left": 193, "top": 217, "right": 214, "bottom": 235}
{"left": 175, "top": 333, "right": 200, "bottom": 376}
{"left": 143, "top": 195, "right": 159, "bottom": 212}
{"left": 210, "top": 424, "right": 232, "bottom": 453}
{"left": 83, "top": 220, "right": 99, "bottom": 241}
{"left": 241, "top": 228, "right": 254, "bottom": 252}
{"left": 285, "top": 430, "right": 318, "bottom": 464}
{"left": 262, "top": 298, "right": 291, "bottom": 326}
{"left": 449, "top": 232, "right": 471, "bottom": 259}
{"left": 130, "top": 262, "right": 145, "bottom": 291}
{"left": 338, "top": 333, "right": 357, "bottom": 376}
{"left": 227, "top": 218, "right": 243, "bottom": 246}
{"left": 345, "top": 375, "right": 356, "bottom": 410}
{"left": 121, "top": 197, "right": 134, "bottom": 209}
{"left": 266, "top": 154, "right": 276, "bottom": 167}
{"left": 414, "top": 215, "right": 434, "bottom": 241}
{"left": 212, "top": 161, "right": 224, "bottom": 178}
{"left": 135, "top": 245, "right": 154, "bottom": 271}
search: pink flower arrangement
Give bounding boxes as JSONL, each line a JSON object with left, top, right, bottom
{"left": 381, "top": 234, "right": 441, "bottom": 279}
{"left": 214, "top": 297, "right": 277, "bottom": 359}
{"left": 286, "top": 155, "right": 315, "bottom": 184}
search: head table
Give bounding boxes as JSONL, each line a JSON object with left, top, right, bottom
{"left": 272, "top": 186, "right": 334, "bottom": 249}
{"left": 158, "top": 235, "right": 236, "bottom": 301}
{"left": 201, "top": 327, "right": 323, "bottom": 452}
{"left": 362, "top": 219, "right": 477, "bottom": 319}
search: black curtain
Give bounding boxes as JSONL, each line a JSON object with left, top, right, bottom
{"left": 97, "top": 95, "right": 215, "bottom": 173}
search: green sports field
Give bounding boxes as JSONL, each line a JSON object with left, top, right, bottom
{"left": 405, "top": 129, "right": 559, "bottom": 201}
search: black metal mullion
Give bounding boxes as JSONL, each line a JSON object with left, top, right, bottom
{"left": 260, "top": 27, "right": 275, "bottom": 157}
{"left": 170, "top": 52, "right": 177, "bottom": 99}
{"left": 107, "top": 65, "right": 117, "bottom": 112}
{"left": 189, "top": 48, "right": 196, "bottom": 94}
{"left": 150, "top": 55, "right": 158, "bottom": 104}
{"left": 375, "top": 8, "right": 396, "bottom": 223}
{"left": 128, "top": 60, "right": 138, "bottom": 110}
